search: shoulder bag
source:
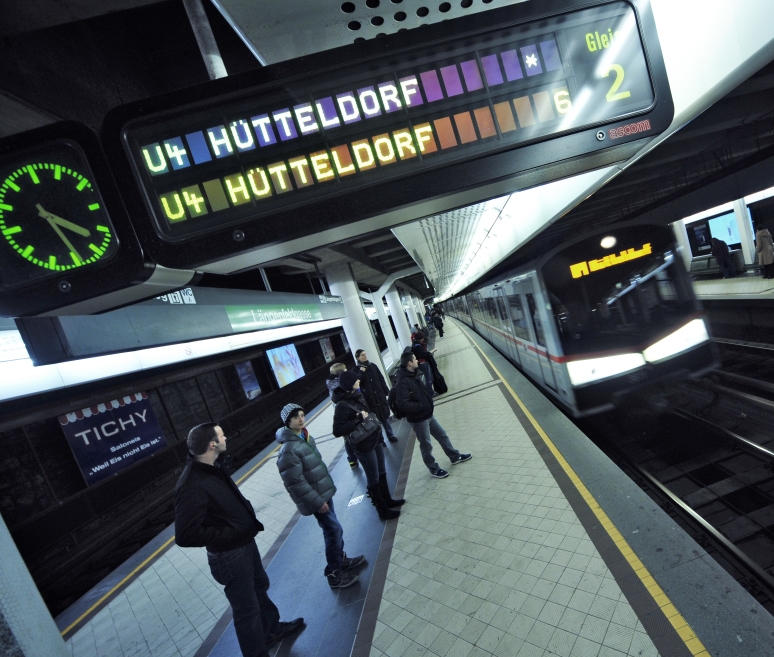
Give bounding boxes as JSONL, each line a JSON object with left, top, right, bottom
{"left": 338, "top": 401, "right": 382, "bottom": 453}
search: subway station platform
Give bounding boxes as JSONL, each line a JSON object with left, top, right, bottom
{"left": 60, "top": 319, "right": 774, "bottom": 657}
{"left": 692, "top": 273, "right": 774, "bottom": 300}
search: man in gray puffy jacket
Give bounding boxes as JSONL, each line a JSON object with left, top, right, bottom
{"left": 276, "top": 403, "right": 365, "bottom": 588}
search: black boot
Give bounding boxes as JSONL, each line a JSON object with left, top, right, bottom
{"left": 366, "top": 485, "right": 400, "bottom": 520}
{"left": 379, "top": 473, "right": 405, "bottom": 507}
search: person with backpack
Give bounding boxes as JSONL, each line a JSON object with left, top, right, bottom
{"left": 393, "top": 351, "right": 471, "bottom": 479}
{"left": 352, "top": 349, "right": 398, "bottom": 443}
{"left": 276, "top": 404, "right": 366, "bottom": 589}
{"left": 412, "top": 333, "right": 436, "bottom": 398}
{"left": 326, "top": 362, "right": 360, "bottom": 467}
{"left": 332, "top": 370, "right": 404, "bottom": 520}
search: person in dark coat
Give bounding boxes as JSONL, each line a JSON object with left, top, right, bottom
{"left": 175, "top": 423, "right": 304, "bottom": 656}
{"left": 327, "top": 362, "right": 360, "bottom": 467}
{"left": 332, "top": 371, "right": 404, "bottom": 520}
{"left": 432, "top": 312, "right": 444, "bottom": 337}
{"left": 394, "top": 352, "right": 471, "bottom": 479}
{"left": 710, "top": 237, "right": 734, "bottom": 279}
{"left": 411, "top": 335, "right": 436, "bottom": 398}
{"left": 352, "top": 349, "right": 398, "bottom": 443}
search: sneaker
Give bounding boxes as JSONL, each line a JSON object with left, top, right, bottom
{"left": 387, "top": 434, "right": 399, "bottom": 443}
{"left": 266, "top": 618, "right": 305, "bottom": 647}
{"left": 348, "top": 459, "right": 358, "bottom": 468}
{"left": 327, "top": 568, "right": 359, "bottom": 589}
{"left": 430, "top": 468, "right": 449, "bottom": 479}
{"left": 341, "top": 552, "right": 366, "bottom": 571}
{"left": 451, "top": 454, "right": 472, "bottom": 465}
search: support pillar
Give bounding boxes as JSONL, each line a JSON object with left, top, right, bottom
{"left": 734, "top": 198, "right": 756, "bottom": 265}
{"left": 671, "top": 221, "right": 692, "bottom": 271}
{"left": 325, "top": 264, "right": 388, "bottom": 380}
{"left": 369, "top": 293, "right": 400, "bottom": 368}
{"left": 182, "top": 0, "right": 228, "bottom": 80}
{"left": 404, "top": 293, "right": 421, "bottom": 334}
{"left": 0, "top": 513, "right": 68, "bottom": 656}
{"left": 386, "top": 285, "right": 412, "bottom": 351}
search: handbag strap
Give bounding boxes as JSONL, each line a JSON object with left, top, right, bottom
{"left": 338, "top": 400, "right": 365, "bottom": 417}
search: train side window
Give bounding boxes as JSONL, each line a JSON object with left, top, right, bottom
{"left": 526, "top": 293, "right": 547, "bottom": 347}
{"left": 507, "top": 294, "right": 531, "bottom": 341}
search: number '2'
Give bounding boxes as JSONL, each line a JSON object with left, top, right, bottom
{"left": 604, "top": 64, "right": 631, "bottom": 102}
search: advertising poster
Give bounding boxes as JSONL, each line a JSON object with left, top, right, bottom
{"left": 340, "top": 332, "right": 350, "bottom": 353}
{"left": 267, "top": 344, "right": 306, "bottom": 387}
{"left": 235, "top": 360, "right": 262, "bottom": 399}
{"left": 59, "top": 392, "right": 168, "bottom": 486}
{"left": 319, "top": 337, "right": 335, "bottom": 363}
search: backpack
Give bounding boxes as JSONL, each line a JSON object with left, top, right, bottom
{"left": 387, "top": 385, "right": 406, "bottom": 420}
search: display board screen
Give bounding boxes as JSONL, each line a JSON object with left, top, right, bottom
{"left": 121, "top": 1, "right": 656, "bottom": 242}
{"left": 235, "top": 360, "right": 262, "bottom": 399}
{"left": 708, "top": 212, "right": 740, "bottom": 246}
{"left": 267, "top": 344, "right": 306, "bottom": 387}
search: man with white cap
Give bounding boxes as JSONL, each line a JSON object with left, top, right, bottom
{"left": 275, "top": 403, "right": 366, "bottom": 588}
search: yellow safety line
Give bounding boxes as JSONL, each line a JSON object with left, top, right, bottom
{"left": 62, "top": 401, "right": 332, "bottom": 638}
{"left": 458, "top": 324, "right": 711, "bottom": 657}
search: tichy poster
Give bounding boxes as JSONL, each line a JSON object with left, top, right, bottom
{"left": 235, "top": 360, "right": 262, "bottom": 399}
{"left": 267, "top": 344, "right": 305, "bottom": 387}
{"left": 59, "top": 392, "right": 168, "bottom": 486}
{"left": 319, "top": 337, "right": 335, "bottom": 363}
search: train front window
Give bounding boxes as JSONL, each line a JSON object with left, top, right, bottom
{"left": 541, "top": 225, "right": 697, "bottom": 357}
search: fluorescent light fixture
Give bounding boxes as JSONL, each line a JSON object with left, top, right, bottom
{"left": 744, "top": 186, "right": 774, "bottom": 206}
{"left": 681, "top": 202, "right": 734, "bottom": 224}
{"left": 567, "top": 353, "right": 646, "bottom": 386}
{"left": 0, "top": 319, "right": 343, "bottom": 403}
{"left": 642, "top": 319, "right": 708, "bottom": 364}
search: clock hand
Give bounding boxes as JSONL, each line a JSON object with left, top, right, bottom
{"left": 41, "top": 213, "right": 84, "bottom": 265}
{"left": 35, "top": 204, "right": 91, "bottom": 237}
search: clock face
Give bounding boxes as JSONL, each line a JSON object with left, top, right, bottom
{"left": 0, "top": 141, "right": 118, "bottom": 289}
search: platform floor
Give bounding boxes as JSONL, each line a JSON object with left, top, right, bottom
{"left": 60, "top": 319, "right": 774, "bottom": 657}
{"left": 692, "top": 271, "right": 774, "bottom": 299}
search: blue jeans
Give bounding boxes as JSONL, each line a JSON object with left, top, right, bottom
{"left": 411, "top": 416, "right": 460, "bottom": 473}
{"left": 719, "top": 259, "right": 734, "bottom": 278}
{"left": 313, "top": 497, "right": 344, "bottom": 576}
{"left": 358, "top": 442, "right": 386, "bottom": 486}
{"left": 208, "top": 541, "right": 280, "bottom": 657}
{"left": 382, "top": 417, "right": 396, "bottom": 441}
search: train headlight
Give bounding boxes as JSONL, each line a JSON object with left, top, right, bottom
{"left": 567, "top": 353, "right": 646, "bottom": 386}
{"left": 642, "top": 319, "right": 709, "bottom": 364}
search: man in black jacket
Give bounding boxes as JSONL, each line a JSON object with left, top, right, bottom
{"left": 175, "top": 423, "right": 304, "bottom": 657}
{"left": 394, "top": 352, "right": 471, "bottom": 479}
{"left": 353, "top": 349, "right": 398, "bottom": 443}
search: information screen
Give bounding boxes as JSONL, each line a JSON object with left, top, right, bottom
{"left": 122, "top": 1, "right": 656, "bottom": 242}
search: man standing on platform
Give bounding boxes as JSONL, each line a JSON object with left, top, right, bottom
{"left": 175, "top": 423, "right": 304, "bottom": 657}
{"left": 353, "top": 349, "right": 398, "bottom": 443}
{"left": 394, "top": 352, "right": 471, "bottom": 479}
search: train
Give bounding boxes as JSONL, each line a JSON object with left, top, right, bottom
{"left": 441, "top": 221, "right": 717, "bottom": 416}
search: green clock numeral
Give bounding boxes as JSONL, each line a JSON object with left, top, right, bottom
{"left": 604, "top": 64, "right": 631, "bottom": 102}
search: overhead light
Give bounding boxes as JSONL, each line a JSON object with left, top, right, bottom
{"left": 600, "top": 236, "right": 617, "bottom": 249}
{"left": 643, "top": 319, "right": 709, "bottom": 363}
{"left": 567, "top": 353, "right": 645, "bottom": 386}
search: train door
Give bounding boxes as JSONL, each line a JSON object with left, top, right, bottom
{"left": 525, "top": 290, "right": 558, "bottom": 391}
{"left": 495, "top": 288, "right": 520, "bottom": 364}
{"left": 510, "top": 288, "right": 543, "bottom": 378}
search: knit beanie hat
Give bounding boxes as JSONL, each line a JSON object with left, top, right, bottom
{"left": 338, "top": 370, "right": 360, "bottom": 391}
{"left": 280, "top": 403, "right": 304, "bottom": 426}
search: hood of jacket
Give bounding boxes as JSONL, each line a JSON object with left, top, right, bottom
{"left": 275, "top": 425, "right": 307, "bottom": 445}
{"left": 330, "top": 386, "right": 366, "bottom": 405}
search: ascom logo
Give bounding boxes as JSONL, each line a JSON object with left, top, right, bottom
{"left": 609, "top": 119, "right": 651, "bottom": 140}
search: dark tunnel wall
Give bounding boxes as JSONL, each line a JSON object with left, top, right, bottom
{"left": 0, "top": 329, "right": 352, "bottom": 617}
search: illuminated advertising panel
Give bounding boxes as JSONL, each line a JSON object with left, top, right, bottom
{"left": 104, "top": 0, "right": 671, "bottom": 268}
{"left": 267, "top": 344, "right": 306, "bottom": 387}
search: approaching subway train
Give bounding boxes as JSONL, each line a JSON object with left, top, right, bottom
{"left": 442, "top": 221, "right": 717, "bottom": 416}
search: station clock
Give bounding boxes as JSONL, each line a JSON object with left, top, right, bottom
{"left": 0, "top": 122, "right": 146, "bottom": 316}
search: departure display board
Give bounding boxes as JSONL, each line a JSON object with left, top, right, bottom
{"left": 105, "top": 0, "right": 670, "bottom": 268}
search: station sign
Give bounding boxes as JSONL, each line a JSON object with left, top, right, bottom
{"left": 103, "top": 0, "right": 672, "bottom": 269}
{"left": 0, "top": 122, "right": 146, "bottom": 317}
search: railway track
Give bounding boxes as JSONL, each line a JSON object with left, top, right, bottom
{"left": 581, "top": 375, "right": 774, "bottom": 614}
